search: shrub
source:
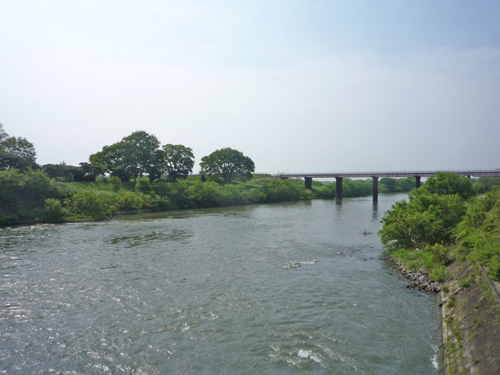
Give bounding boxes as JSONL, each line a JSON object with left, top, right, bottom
{"left": 116, "top": 191, "right": 142, "bottom": 211}
{"left": 488, "top": 255, "right": 500, "bottom": 281}
{"left": 156, "top": 196, "right": 171, "bottom": 210}
{"left": 136, "top": 178, "right": 154, "bottom": 195}
{"left": 168, "top": 181, "right": 196, "bottom": 208}
{"left": 261, "top": 179, "right": 305, "bottom": 202}
{"left": 154, "top": 180, "right": 171, "bottom": 197}
{"left": 95, "top": 175, "right": 106, "bottom": 184}
{"left": 379, "top": 193, "right": 466, "bottom": 249}
{"left": 44, "top": 198, "right": 66, "bottom": 222}
{"left": 65, "top": 191, "right": 116, "bottom": 219}
{"left": 108, "top": 176, "right": 122, "bottom": 192}
{"left": 138, "top": 194, "right": 159, "bottom": 210}
{"left": 429, "top": 265, "right": 448, "bottom": 281}
{"left": 190, "top": 181, "right": 223, "bottom": 206}
{"left": 459, "top": 279, "right": 471, "bottom": 288}
{"left": 425, "top": 243, "right": 451, "bottom": 265}
{"left": 0, "top": 169, "right": 65, "bottom": 225}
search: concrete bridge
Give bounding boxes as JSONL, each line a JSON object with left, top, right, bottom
{"left": 278, "top": 170, "right": 500, "bottom": 202}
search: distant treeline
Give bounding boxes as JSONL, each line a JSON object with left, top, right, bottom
{"left": 2, "top": 169, "right": 500, "bottom": 227}
{"left": 2, "top": 124, "right": 500, "bottom": 226}
{"left": 0, "top": 170, "right": 310, "bottom": 225}
{"left": 313, "top": 177, "right": 417, "bottom": 199}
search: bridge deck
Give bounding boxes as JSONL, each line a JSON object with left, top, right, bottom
{"left": 280, "top": 170, "right": 500, "bottom": 179}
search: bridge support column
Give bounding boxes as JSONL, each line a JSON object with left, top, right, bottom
{"left": 335, "top": 177, "right": 343, "bottom": 200}
{"left": 372, "top": 177, "right": 378, "bottom": 204}
{"left": 304, "top": 177, "right": 312, "bottom": 190}
{"left": 415, "top": 176, "right": 421, "bottom": 188}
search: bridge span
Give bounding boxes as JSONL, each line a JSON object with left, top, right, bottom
{"left": 278, "top": 170, "right": 500, "bottom": 203}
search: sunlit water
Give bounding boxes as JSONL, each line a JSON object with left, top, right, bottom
{"left": 0, "top": 194, "right": 438, "bottom": 374}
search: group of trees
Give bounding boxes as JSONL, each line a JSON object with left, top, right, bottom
{"left": 89, "top": 130, "right": 254, "bottom": 184}
{"left": 42, "top": 162, "right": 104, "bottom": 181}
{"left": 0, "top": 124, "right": 37, "bottom": 171}
{"left": 378, "top": 172, "right": 500, "bottom": 282}
{"left": 380, "top": 172, "right": 476, "bottom": 250}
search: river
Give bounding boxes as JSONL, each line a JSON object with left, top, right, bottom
{"left": 0, "top": 194, "right": 438, "bottom": 374}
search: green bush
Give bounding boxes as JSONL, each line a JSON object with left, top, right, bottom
{"left": 261, "top": 179, "right": 306, "bottom": 202}
{"left": 0, "top": 169, "right": 65, "bottom": 225}
{"left": 190, "top": 181, "right": 223, "bottom": 206}
{"left": 425, "top": 243, "right": 451, "bottom": 265}
{"left": 379, "top": 193, "right": 466, "bottom": 249}
{"left": 95, "top": 175, "right": 106, "bottom": 184}
{"left": 420, "top": 171, "right": 476, "bottom": 200}
{"left": 64, "top": 191, "right": 115, "bottom": 220}
{"left": 136, "top": 178, "right": 154, "bottom": 195}
{"left": 108, "top": 176, "right": 122, "bottom": 192}
{"left": 44, "top": 198, "right": 66, "bottom": 222}
{"left": 116, "top": 191, "right": 142, "bottom": 211}
{"left": 168, "top": 181, "right": 196, "bottom": 208}
{"left": 154, "top": 180, "right": 171, "bottom": 197}
{"left": 429, "top": 265, "right": 448, "bottom": 281}
{"left": 488, "top": 256, "right": 500, "bottom": 281}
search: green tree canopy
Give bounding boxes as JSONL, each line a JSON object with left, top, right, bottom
{"left": 0, "top": 124, "right": 8, "bottom": 143}
{"left": 121, "top": 131, "right": 161, "bottom": 180}
{"left": 161, "top": 144, "right": 194, "bottom": 182}
{"left": 379, "top": 172, "right": 476, "bottom": 250}
{"left": 419, "top": 172, "right": 475, "bottom": 200}
{"left": 200, "top": 148, "right": 255, "bottom": 184}
{"left": 474, "top": 176, "right": 500, "bottom": 194}
{"left": 89, "top": 131, "right": 162, "bottom": 181}
{"left": 90, "top": 142, "right": 129, "bottom": 180}
{"left": 0, "top": 131, "right": 37, "bottom": 171}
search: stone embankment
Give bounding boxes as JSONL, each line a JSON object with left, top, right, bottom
{"left": 391, "top": 259, "right": 442, "bottom": 293}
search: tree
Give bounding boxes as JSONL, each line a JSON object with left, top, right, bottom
{"left": 380, "top": 177, "right": 397, "bottom": 192}
{"left": 0, "top": 124, "right": 8, "bottom": 143}
{"left": 108, "top": 176, "right": 122, "bottom": 192}
{"left": 419, "top": 172, "right": 475, "bottom": 200}
{"left": 161, "top": 144, "right": 194, "bottom": 182}
{"left": 121, "top": 131, "right": 161, "bottom": 181}
{"left": 474, "top": 177, "right": 500, "bottom": 194}
{"left": 379, "top": 193, "right": 466, "bottom": 249}
{"left": 0, "top": 136, "right": 37, "bottom": 170}
{"left": 90, "top": 142, "right": 130, "bottom": 181}
{"left": 200, "top": 148, "right": 255, "bottom": 184}
{"left": 79, "top": 162, "right": 104, "bottom": 180}
{"left": 90, "top": 131, "right": 162, "bottom": 181}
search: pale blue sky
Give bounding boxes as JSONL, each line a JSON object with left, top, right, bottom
{"left": 1, "top": 1, "right": 499, "bottom": 173}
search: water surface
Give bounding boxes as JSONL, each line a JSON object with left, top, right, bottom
{"left": 0, "top": 194, "right": 438, "bottom": 374}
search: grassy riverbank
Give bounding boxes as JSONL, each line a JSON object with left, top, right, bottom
{"left": 1, "top": 169, "right": 420, "bottom": 227}
{"left": 379, "top": 173, "right": 500, "bottom": 374}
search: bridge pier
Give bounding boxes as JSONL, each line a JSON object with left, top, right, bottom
{"left": 336, "top": 177, "right": 343, "bottom": 200}
{"left": 304, "top": 177, "right": 312, "bottom": 190}
{"left": 372, "top": 177, "right": 378, "bottom": 203}
{"left": 415, "top": 176, "right": 421, "bottom": 188}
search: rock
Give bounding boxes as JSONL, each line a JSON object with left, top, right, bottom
{"left": 390, "top": 260, "right": 441, "bottom": 293}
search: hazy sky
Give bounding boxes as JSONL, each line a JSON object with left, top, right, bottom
{"left": 1, "top": 1, "right": 500, "bottom": 173}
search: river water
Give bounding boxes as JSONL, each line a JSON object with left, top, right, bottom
{"left": 0, "top": 194, "right": 438, "bottom": 374}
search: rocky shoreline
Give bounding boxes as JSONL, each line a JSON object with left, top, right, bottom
{"left": 381, "top": 256, "right": 442, "bottom": 293}
{"left": 397, "top": 264, "right": 442, "bottom": 293}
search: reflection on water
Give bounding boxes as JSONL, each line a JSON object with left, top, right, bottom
{"left": 0, "top": 194, "right": 438, "bottom": 375}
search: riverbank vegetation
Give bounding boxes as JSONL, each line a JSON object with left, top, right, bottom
{"left": 379, "top": 172, "right": 500, "bottom": 282}
{"left": 2, "top": 125, "right": 500, "bottom": 227}
{"left": 0, "top": 168, "right": 424, "bottom": 227}
{"left": 379, "top": 172, "right": 500, "bottom": 373}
